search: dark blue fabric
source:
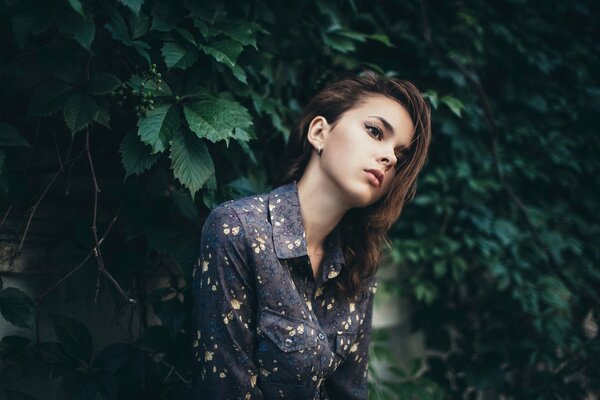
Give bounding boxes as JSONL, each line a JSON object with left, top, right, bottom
{"left": 191, "top": 181, "right": 377, "bottom": 400}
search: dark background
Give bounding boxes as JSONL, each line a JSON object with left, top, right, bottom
{"left": 0, "top": 0, "right": 598, "bottom": 399}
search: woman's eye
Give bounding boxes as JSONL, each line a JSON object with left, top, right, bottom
{"left": 365, "top": 123, "right": 383, "bottom": 140}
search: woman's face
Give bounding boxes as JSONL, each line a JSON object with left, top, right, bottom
{"left": 316, "top": 94, "right": 415, "bottom": 208}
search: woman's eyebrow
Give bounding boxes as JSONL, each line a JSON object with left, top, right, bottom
{"left": 368, "top": 115, "right": 395, "bottom": 135}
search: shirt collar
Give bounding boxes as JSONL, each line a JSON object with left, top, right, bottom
{"left": 268, "top": 181, "right": 346, "bottom": 277}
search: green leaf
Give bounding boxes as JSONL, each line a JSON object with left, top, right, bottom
{"left": 232, "top": 126, "right": 256, "bottom": 142}
{"left": 29, "top": 81, "right": 72, "bottom": 117}
{"left": 183, "top": 98, "right": 253, "bottom": 145}
{"left": 0, "top": 287, "right": 35, "bottom": 330}
{"left": 0, "top": 123, "right": 30, "bottom": 147}
{"left": 423, "top": 90, "right": 439, "bottom": 109}
{"left": 74, "top": 22, "right": 95, "bottom": 51}
{"left": 130, "top": 11, "right": 150, "bottom": 39}
{"left": 169, "top": 129, "right": 215, "bottom": 200}
{"left": 441, "top": 95, "right": 465, "bottom": 117}
{"left": 93, "top": 343, "right": 133, "bottom": 372}
{"left": 37, "top": 342, "right": 79, "bottom": 370}
{"left": 50, "top": 314, "right": 93, "bottom": 364}
{"left": 120, "top": 131, "right": 161, "bottom": 178}
{"left": 137, "top": 104, "right": 180, "bottom": 153}
{"left": 433, "top": 260, "right": 446, "bottom": 278}
{"left": 330, "top": 28, "right": 367, "bottom": 42}
{"left": 93, "top": 369, "right": 118, "bottom": 400}
{"left": 230, "top": 64, "right": 247, "bottom": 84}
{"left": 87, "top": 73, "right": 121, "bottom": 95}
{"left": 199, "top": 39, "right": 244, "bottom": 68}
{"left": 212, "top": 19, "right": 262, "bottom": 50}
{"left": 322, "top": 29, "right": 366, "bottom": 53}
{"left": 93, "top": 101, "right": 111, "bottom": 128}
{"left": 451, "top": 256, "right": 468, "bottom": 281}
{"left": 161, "top": 42, "right": 199, "bottom": 69}
{"left": 58, "top": 370, "right": 97, "bottom": 400}
{"left": 171, "top": 189, "right": 201, "bottom": 224}
{"left": 201, "top": 175, "right": 218, "bottom": 210}
{"left": 58, "top": 12, "right": 96, "bottom": 51}
{"left": 366, "top": 33, "right": 393, "bottom": 47}
{"left": 133, "top": 40, "right": 151, "bottom": 65}
{"left": 127, "top": 74, "right": 172, "bottom": 96}
{"left": 67, "top": 0, "right": 85, "bottom": 16}
{"left": 414, "top": 282, "right": 436, "bottom": 304}
{"left": 181, "top": 83, "right": 210, "bottom": 100}
{"left": 118, "top": 0, "right": 143, "bottom": 15}
{"left": 193, "top": 18, "right": 218, "bottom": 39}
{"left": 408, "top": 358, "right": 423, "bottom": 375}
{"left": 105, "top": 10, "right": 132, "bottom": 46}
{"left": 63, "top": 94, "right": 99, "bottom": 135}
{"left": 150, "top": 0, "right": 177, "bottom": 32}
{"left": 175, "top": 27, "right": 197, "bottom": 46}
{"left": 493, "top": 219, "right": 520, "bottom": 245}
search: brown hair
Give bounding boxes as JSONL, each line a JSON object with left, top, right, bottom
{"left": 274, "top": 70, "right": 432, "bottom": 300}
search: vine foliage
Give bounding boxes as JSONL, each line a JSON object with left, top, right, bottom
{"left": 0, "top": 0, "right": 598, "bottom": 399}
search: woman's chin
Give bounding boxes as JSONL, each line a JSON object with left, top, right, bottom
{"left": 343, "top": 182, "right": 381, "bottom": 209}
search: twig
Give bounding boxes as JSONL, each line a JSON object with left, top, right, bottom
{"left": 36, "top": 248, "right": 94, "bottom": 301}
{"left": 65, "top": 139, "right": 86, "bottom": 197}
{"left": 85, "top": 129, "right": 106, "bottom": 304}
{"left": 23, "top": 119, "right": 41, "bottom": 176}
{"left": 1, "top": 171, "right": 61, "bottom": 267}
{"left": 83, "top": 132, "right": 131, "bottom": 305}
{"left": 141, "top": 347, "right": 190, "bottom": 385}
{"left": 35, "top": 203, "right": 127, "bottom": 301}
{"left": 53, "top": 131, "right": 63, "bottom": 171}
{"left": 1, "top": 205, "right": 13, "bottom": 225}
{"left": 35, "top": 300, "right": 41, "bottom": 352}
{"left": 128, "top": 298, "right": 136, "bottom": 341}
{"left": 136, "top": 272, "right": 148, "bottom": 336}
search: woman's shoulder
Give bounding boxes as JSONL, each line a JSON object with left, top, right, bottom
{"left": 213, "top": 190, "right": 271, "bottom": 216}
{"left": 203, "top": 189, "right": 273, "bottom": 236}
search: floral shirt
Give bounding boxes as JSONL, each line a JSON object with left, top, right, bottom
{"left": 190, "top": 180, "right": 377, "bottom": 400}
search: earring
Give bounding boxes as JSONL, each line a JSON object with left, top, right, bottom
{"left": 317, "top": 147, "right": 323, "bottom": 157}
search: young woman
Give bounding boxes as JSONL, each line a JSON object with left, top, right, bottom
{"left": 191, "top": 70, "right": 431, "bottom": 399}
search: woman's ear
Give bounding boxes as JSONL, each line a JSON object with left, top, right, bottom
{"left": 306, "top": 116, "right": 329, "bottom": 151}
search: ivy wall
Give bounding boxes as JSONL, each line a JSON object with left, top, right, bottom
{"left": 0, "top": 0, "right": 598, "bottom": 399}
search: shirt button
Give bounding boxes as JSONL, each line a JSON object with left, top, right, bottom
{"left": 285, "top": 338, "right": 293, "bottom": 347}
{"left": 318, "top": 333, "right": 325, "bottom": 340}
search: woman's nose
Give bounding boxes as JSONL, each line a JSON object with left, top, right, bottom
{"left": 378, "top": 149, "right": 396, "bottom": 170}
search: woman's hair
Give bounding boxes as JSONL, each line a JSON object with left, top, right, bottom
{"left": 273, "top": 70, "right": 432, "bottom": 300}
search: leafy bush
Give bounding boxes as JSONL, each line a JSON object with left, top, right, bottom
{"left": 0, "top": 0, "right": 598, "bottom": 399}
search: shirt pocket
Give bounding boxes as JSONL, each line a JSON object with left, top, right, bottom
{"left": 257, "top": 307, "right": 319, "bottom": 386}
{"left": 335, "top": 330, "right": 359, "bottom": 361}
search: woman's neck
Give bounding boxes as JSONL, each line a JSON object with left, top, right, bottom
{"left": 296, "top": 172, "right": 347, "bottom": 254}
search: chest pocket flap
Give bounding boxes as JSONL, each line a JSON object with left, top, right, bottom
{"left": 259, "top": 307, "right": 318, "bottom": 353}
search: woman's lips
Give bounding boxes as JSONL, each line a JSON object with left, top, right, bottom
{"left": 365, "top": 170, "right": 382, "bottom": 187}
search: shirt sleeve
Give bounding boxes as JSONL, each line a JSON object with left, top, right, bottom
{"left": 190, "top": 205, "right": 264, "bottom": 400}
{"left": 324, "top": 278, "right": 377, "bottom": 400}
